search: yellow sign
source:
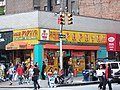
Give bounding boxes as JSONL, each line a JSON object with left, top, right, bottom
{"left": 13, "top": 28, "right": 40, "bottom": 41}
{"left": 49, "top": 30, "right": 107, "bottom": 44}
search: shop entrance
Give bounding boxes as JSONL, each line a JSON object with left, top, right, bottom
{"left": 85, "top": 51, "right": 96, "bottom": 69}
{"left": 13, "top": 50, "right": 33, "bottom": 67}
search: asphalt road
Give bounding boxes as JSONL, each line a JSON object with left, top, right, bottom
{"left": 0, "top": 83, "right": 119, "bottom": 90}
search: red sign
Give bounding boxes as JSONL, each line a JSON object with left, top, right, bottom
{"left": 107, "top": 34, "right": 120, "bottom": 51}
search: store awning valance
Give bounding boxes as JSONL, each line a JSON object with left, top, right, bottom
{"left": 43, "top": 44, "right": 100, "bottom": 50}
{"left": 5, "top": 42, "right": 34, "bottom": 50}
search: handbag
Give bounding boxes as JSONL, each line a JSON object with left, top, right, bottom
{"left": 32, "top": 76, "right": 35, "bottom": 81}
{"left": 32, "top": 75, "right": 38, "bottom": 81}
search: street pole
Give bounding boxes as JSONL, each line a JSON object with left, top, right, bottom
{"left": 59, "top": 0, "right": 63, "bottom": 70}
{"left": 60, "top": 21, "right": 63, "bottom": 70}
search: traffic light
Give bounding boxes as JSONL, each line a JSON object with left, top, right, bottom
{"left": 60, "top": 13, "right": 65, "bottom": 25}
{"left": 68, "top": 13, "right": 73, "bottom": 25}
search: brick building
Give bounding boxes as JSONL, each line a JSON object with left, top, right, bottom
{"left": 79, "top": 0, "right": 120, "bottom": 20}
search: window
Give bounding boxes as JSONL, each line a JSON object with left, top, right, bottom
{"left": 55, "top": 0, "right": 60, "bottom": 5}
{"left": 111, "top": 63, "right": 119, "bottom": 69}
{"left": 34, "top": 7, "right": 40, "bottom": 10}
{"left": 44, "top": 6, "right": 47, "bottom": 11}
{"left": 71, "top": 1, "right": 75, "bottom": 14}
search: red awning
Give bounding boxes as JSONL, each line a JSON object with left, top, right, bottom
{"left": 43, "top": 44, "right": 100, "bottom": 50}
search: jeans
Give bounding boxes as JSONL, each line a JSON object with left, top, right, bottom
{"left": 98, "top": 76, "right": 103, "bottom": 89}
{"left": 33, "top": 76, "right": 40, "bottom": 89}
{"left": 18, "top": 76, "right": 23, "bottom": 85}
{"left": 103, "top": 78, "right": 112, "bottom": 90}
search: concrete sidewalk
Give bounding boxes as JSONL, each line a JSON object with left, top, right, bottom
{"left": 0, "top": 76, "right": 99, "bottom": 88}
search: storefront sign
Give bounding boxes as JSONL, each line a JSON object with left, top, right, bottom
{"left": 40, "top": 29, "right": 49, "bottom": 40}
{"left": 107, "top": 34, "right": 120, "bottom": 51}
{"left": 13, "top": 28, "right": 40, "bottom": 41}
{"left": 49, "top": 30, "right": 107, "bottom": 44}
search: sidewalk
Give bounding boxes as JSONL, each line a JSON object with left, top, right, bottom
{"left": 0, "top": 76, "right": 99, "bottom": 88}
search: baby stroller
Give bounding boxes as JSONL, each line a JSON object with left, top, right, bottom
{"left": 65, "top": 71, "right": 74, "bottom": 84}
{"left": 57, "top": 69, "right": 65, "bottom": 84}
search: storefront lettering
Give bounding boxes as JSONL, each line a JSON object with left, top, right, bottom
{"left": 78, "top": 34, "right": 82, "bottom": 42}
{"left": 97, "top": 35, "right": 101, "bottom": 42}
{"left": 13, "top": 29, "right": 38, "bottom": 40}
{"left": 50, "top": 31, "right": 59, "bottom": 41}
{"left": 91, "top": 34, "right": 95, "bottom": 42}
{"left": 49, "top": 30, "right": 107, "bottom": 44}
{"left": 85, "top": 34, "right": 89, "bottom": 42}
{"left": 22, "top": 30, "right": 38, "bottom": 37}
{"left": 65, "top": 33, "right": 70, "bottom": 41}
{"left": 102, "top": 35, "right": 107, "bottom": 43}
{"left": 72, "top": 33, "right": 76, "bottom": 41}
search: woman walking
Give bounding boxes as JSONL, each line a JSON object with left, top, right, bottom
{"left": 7, "top": 63, "right": 14, "bottom": 85}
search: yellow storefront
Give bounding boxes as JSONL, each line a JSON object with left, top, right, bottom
{"left": 43, "top": 29, "right": 107, "bottom": 76}
{"left": 5, "top": 28, "right": 40, "bottom": 67}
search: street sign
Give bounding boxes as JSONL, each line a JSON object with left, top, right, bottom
{"left": 59, "top": 34, "right": 66, "bottom": 38}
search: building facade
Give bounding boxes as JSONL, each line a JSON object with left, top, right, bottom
{"left": 0, "top": 11, "right": 120, "bottom": 76}
{"left": 5, "top": 0, "right": 120, "bottom": 20}
{"left": 5, "top": 0, "right": 79, "bottom": 15}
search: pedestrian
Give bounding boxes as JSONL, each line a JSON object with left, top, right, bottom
{"left": 17, "top": 64, "right": 24, "bottom": 85}
{"left": 35, "top": 62, "right": 39, "bottom": 68}
{"left": 47, "top": 67, "right": 53, "bottom": 88}
{"left": 41, "top": 61, "right": 46, "bottom": 80}
{"left": 102, "top": 63, "right": 112, "bottom": 90}
{"left": 7, "top": 63, "right": 14, "bottom": 85}
{"left": 29, "top": 65, "right": 34, "bottom": 84}
{"left": 97, "top": 64, "right": 104, "bottom": 90}
{"left": 32, "top": 64, "right": 40, "bottom": 90}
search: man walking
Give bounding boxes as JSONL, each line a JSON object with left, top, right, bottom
{"left": 102, "top": 63, "right": 112, "bottom": 90}
{"left": 33, "top": 64, "right": 40, "bottom": 90}
{"left": 41, "top": 61, "right": 46, "bottom": 80}
{"left": 17, "top": 64, "right": 23, "bottom": 85}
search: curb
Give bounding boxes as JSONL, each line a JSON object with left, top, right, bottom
{"left": 56, "top": 81, "right": 99, "bottom": 87}
{"left": 0, "top": 81, "right": 99, "bottom": 88}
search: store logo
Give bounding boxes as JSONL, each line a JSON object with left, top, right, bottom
{"left": 41, "top": 29, "right": 49, "bottom": 40}
{"left": 108, "top": 37, "right": 115, "bottom": 42}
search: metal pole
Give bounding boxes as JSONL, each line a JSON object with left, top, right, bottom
{"left": 59, "top": 0, "right": 63, "bottom": 70}
{"left": 60, "top": 20, "right": 63, "bottom": 70}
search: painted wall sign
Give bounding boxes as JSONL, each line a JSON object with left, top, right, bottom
{"left": 40, "top": 29, "right": 49, "bottom": 40}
